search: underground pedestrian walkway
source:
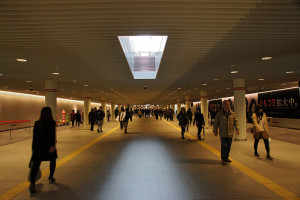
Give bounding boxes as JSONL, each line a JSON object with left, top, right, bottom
{"left": 0, "top": 117, "right": 299, "bottom": 200}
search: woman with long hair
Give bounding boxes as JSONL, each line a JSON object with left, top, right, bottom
{"left": 29, "top": 107, "right": 58, "bottom": 193}
{"left": 252, "top": 105, "right": 273, "bottom": 160}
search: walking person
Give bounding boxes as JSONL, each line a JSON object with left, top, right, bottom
{"left": 187, "top": 108, "right": 193, "bottom": 125}
{"left": 75, "top": 110, "right": 81, "bottom": 127}
{"left": 107, "top": 110, "right": 111, "bottom": 122}
{"left": 177, "top": 107, "right": 189, "bottom": 139}
{"left": 193, "top": 107, "right": 205, "bottom": 140}
{"left": 70, "top": 110, "right": 76, "bottom": 127}
{"left": 96, "top": 106, "right": 105, "bottom": 132}
{"left": 129, "top": 108, "right": 133, "bottom": 121}
{"left": 114, "top": 107, "right": 120, "bottom": 119}
{"left": 119, "top": 107, "right": 130, "bottom": 133}
{"left": 29, "top": 107, "right": 58, "bottom": 193}
{"left": 252, "top": 105, "right": 273, "bottom": 160}
{"left": 213, "top": 100, "right": 240, "bottom": 165}
{"left": 138, "top": 109, "right": 142, "bottom": 119}
{"left": 89, "top": 108, "right": 96, "bottom": 131}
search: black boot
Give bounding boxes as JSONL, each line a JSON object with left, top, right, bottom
{"left": 29, "top": 183, "right": 36, "bottom": 193}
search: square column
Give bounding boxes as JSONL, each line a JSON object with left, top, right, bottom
{"left": 200, "top": 91, "right": 208, "bottom": 129}
{"left": 233, "top": 79, "right": 247, "bottom": 141}
{"left": 83, "top": 93, "right": 91, "bottom": 130}
{"left": 45, "top": 80, "right": 57, "bottom": 120}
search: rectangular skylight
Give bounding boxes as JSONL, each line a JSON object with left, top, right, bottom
{"left": 118, "top": 35, "right": 168, "bottom": 79}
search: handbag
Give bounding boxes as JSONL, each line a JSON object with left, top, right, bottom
{"left": 27, "top": 161, "right": 42, "bottom": 182}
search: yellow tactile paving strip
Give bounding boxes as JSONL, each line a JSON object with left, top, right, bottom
{"left": 0, "top": 126, "right": 119, "bottom": 200}
{"left": 163, "top": 119, "right": 300, "bottom": 200}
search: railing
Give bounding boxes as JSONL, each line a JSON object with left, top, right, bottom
{"left": 0, "top": 120, "right": 31, "bottom": 139}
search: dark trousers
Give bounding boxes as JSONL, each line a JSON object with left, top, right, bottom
{"left": 30, "top": 159, "right": 56, "bottom": 184}
{"left": 181, "top": 126, "right": 186, "bottom": 138}
{"left": 254, "top": 139, "right": 270, "bottom": 154}
{"left": 197, "top": 125, "right": 202, "bottom": 138}
{"left": 220, "top": 137, "right": 233, "bottom": 161}
{"left": 71, "top": 120, "right": 75, "bottom": 126}
{"left": 76, "top": 120, "right": 80, "bottom": 126}
{"left": 90, "top": 120, "right": 95, "bottom": 131}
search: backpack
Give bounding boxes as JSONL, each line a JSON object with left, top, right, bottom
{"left": 120, "top": 111, "right": 126, "bottom": 122}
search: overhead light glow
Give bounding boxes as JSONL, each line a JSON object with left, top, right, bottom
{"left": 177, "top": 88, "right": 181, "bottom": 90}
{"left": 17, "top": 58, "right": 27, "bottom": 62}
{"left": 26, "top": 80, "right": 32, "bottom": 83}
{"left": 118, "top": 35, "right": 168, "bottom": 79}
{"left": 262, "top": 57, "right": 272, "bottom": 60}
{"left": 0, "top": 74, "right": 3, "bottom": 76}
{"left": 52, "top": 72, "right": 59, "bottom": 75}
{"left": 286, "top": 71, "right": 294, "bottom": 74}
{"left": 258, "top": 79, "right": 264, "bottom": 81}
{"left": 231, "top": 71, "right": 238, "bottom": 74}
{"left": 202, "top": 83, "right": 208, "bottom": 86}
{"left": 214, "top": 78, "right": 220, "bottom": 81}
{"left": 84, "top": 85, "right": 88, "bottom": 87}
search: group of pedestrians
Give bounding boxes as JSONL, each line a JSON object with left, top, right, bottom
{"left": 177, "top": 107, "right": 205, "bottom": 140}
{"left": 88, "top": 106, "right": 105, "bottom": 132}
{"left": 28, "top": 101, "right": 273, "bottom": 194}
{"left": 70, "top": 110, "right": 82, "bottom": 127}
{"left": 176, "top": 100, "right": 273, "bottom": 165}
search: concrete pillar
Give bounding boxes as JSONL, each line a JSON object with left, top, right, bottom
{"left": 45, "top": 80, "right": 57, "bottom": 120}
{"left": 176, "top": 99, "right": 181, "bottom": 115}
{"left": 83, "top": 93, "right": 91, "bottom": 130}
{"left": 101, "top": 97, "right": 107, "bottom": 123}
{"left": 170, "top": 103, "right": 175, "bottom": 110}
{"left": 185, "top": 96, "right": 191, "bottom": 111}
{"left": 111, "top": 103, "right": 116, "bottom": 121}
{"left": 200, "top": 91, "right": 208, "bottom": 129}
{"left": 233, "top": 79, "right": 247, "bottom": 141}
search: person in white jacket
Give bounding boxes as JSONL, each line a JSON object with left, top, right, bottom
{"left": 252, "top": 105, "right": 273, "bottom": 160}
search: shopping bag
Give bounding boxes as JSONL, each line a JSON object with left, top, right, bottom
{"left": 27, "top": 161, "right": 42, "bottom": 182}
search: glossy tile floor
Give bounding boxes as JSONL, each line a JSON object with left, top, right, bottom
{"left": 0, "top": 116, "right": 299, "bottom": 200}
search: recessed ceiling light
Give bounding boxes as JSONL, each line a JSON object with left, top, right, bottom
{"left": 61, "top": 89, "right": 65, "bottom": 90}
{"left": 281, "top": 83, "right": 286, "bottom": 86}
{"left": 26, "top": 80, "right": 32, "bottom": 83}
{"left": 258, "top": 79, "right": 264, "bottom": 81}
{"left": 262, "top": 57, "right": 272, "bottom": 60}
{"left": 52, "top": 72, "right": 59, "bottom": 75}
{"left": 72, "top": 80, "right": 76, "bottom": 82}
{"left": 202, "top": 83, "right": 208, "bottom": 86}
{"left": 17, "top": 58, "right": 27, "bottom": 62}
{"left": 285, "top": 71, "right": 294, "bottom": 74}
{"left": 84, "top": 85, "right": 88, "bottom": 87}
{"left": 231, "top": 71, "right": 238, "bottom": 74}
{"left": 72, "top": 92, "right": 75, "bottom": 94}
{"left": 0, "top": 74, "right": 3, "bottom": 76}
{"left": 194, "top": 88, "right": 198, "bottom": 89}
{"left": 230, "top": 65, "right": 235, "bottom": 67}
{"left": 216, "top": 90, "right": 220, "bottom": 92}
{"left": 226, "top": 88, "right": 230, "bottom": 90}
{"left": 214, "top": 78, "right": 220, "bottom": 81}
{"left": 177, "top": 88, "right": 181, "bottom": 90}
{"left": 110, "top": 89, "right": 114, "bottom": 90}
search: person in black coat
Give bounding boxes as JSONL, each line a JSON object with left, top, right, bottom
{"left": 177, "top": 107, "right": 189, "bottom": 139}
{"left": 29, "top": 107, "right": 58, "bottom": 193}
{"left": 187, "top": 108, "right": 193, "bottom": 125}
{"left": 75, "top": 110, "right": 81, "bottom": 127}
{"left": 193, "top": 107, "right": 205, "bottom": 140}
{"left": 89, "top": 108, "right": 96, "bottom": 131}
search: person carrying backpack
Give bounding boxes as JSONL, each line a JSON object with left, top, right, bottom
{"left": 96, "top": 106, "right": 105, "bottom": 132}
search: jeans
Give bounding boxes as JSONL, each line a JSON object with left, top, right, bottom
{"left": 97, "top": 120, "right": 103, "bottom": 131}
{"left": 197, "top": 125, "right": 202, "bottom": 138}
{"left": 220, "top": 137, "right": 233, "bottom": 161}
{"left": 254, "top": 139, "right": 270, "bottom": 154}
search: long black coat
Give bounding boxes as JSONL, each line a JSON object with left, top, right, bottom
{"left": 193, "top": 112, "right": 205, "bottom": 126}
{"left": 32, "top": 120, "right": 57, "bottom": 161}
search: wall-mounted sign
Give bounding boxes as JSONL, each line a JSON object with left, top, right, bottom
{"left": 258, "top": 88, "right": 300, "bottom": 119}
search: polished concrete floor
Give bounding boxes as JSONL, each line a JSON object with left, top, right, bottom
{"left": 0, "top": 116, "right": 299, "bottom": 200}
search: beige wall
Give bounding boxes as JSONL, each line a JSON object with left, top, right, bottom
{"left": 0, "top": 91, "right": 101, "bottom": 131}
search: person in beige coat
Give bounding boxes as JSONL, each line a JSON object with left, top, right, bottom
{"left": 252, "top": 105, "right": 273, "bottom": 160}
